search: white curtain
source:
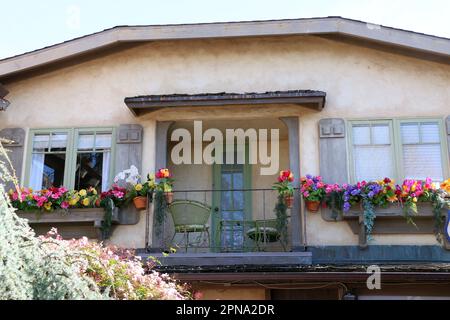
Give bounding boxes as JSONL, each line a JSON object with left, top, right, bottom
{"left": 30, "top": 154, "right": 45, "bottom": 190}
{"left": 101, "top": 151, "right": 111, "bottom": 191}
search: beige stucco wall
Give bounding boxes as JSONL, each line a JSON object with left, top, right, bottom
{"left": 1, "top": 35, "right": 449, "bottom": 248}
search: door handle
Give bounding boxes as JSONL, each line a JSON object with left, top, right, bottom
{"left": 214, "top": 207, "right": 219, "bottom": 212}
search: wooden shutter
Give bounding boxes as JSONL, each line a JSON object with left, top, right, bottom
{"left": 319, "top": 119, "right": 348, "bottom": 221}
{"left": 115, "top": 124, "right": 143, "bottom": 225}
{"left": 0, "top": 128, "right": 25, "bottom": 191}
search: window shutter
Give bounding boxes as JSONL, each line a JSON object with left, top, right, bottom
{"left": 115, "top": 124, "right": 143, "bottom": 225}
{"left": 0, "top": 128, "right": 25, "bottom": 191}
{"left": 319, "top": 119, "right": 348, "bottom": 221}
{"left": 319, "top": 118, "right": 348, "bottom": 184}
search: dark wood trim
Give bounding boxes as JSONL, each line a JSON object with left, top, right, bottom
{"left": 125, "top": 91, "right": 326, "bottom": 116}
{"left": 171, "top": 271, "right": 450, "bottom": 283}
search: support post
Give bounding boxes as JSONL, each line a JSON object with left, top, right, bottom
{"left": 280, "top": 117, "right": 303, "bottom": 251}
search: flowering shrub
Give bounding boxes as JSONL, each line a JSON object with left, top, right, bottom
{"left": 273, "top": 170, "right": 295, "bottom": 197}
{"left": 40, "top": 229, "right": 191, "bottom": 300}
{"left": 300, "top": 175, "right": 325, "bottom": 202}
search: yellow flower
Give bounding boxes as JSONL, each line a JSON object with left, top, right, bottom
{"left": 78, "top": 189, "right": 87, "bottom": 197}
{"left": 135, "top": 184, "right": 143, "bottom": 191}
{"left": 69, "top": 196, "right": 79, "bottom": 206}
{"left": 8, "top": 189, "right": 13, "bottom": 195}
{"left": 44, "top": 202, "right": 52, "bottom": 211}
{"left": 82, "top": 198, "right": 90, "bottom": 206}
{"left": 89, "top": 187, "right": 97, "bottom": 195}
{"left": 412, "top": 197, "right": 418, "bottom": 203}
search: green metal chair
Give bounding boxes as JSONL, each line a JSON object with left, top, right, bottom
{"left": 245, "top": 219, "right": 281, "bottom": 251}
{"left": 167, "top": 200, "right": 212, "bottom": 252}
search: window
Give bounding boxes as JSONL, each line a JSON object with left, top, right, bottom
{"left": 26, "top": 128, "right": 115, "bottom": 192}
{"left": 29, "top": 131, "right": 70, "bottom": 190}
{"left": 348, "top": 119, "right": 448, "bottom": 183}
{"left": 350, "top": 121, "right": 395, "bottom": 182}
{"left": 399, "top": 121, "right": 445, "bottom": 181}
{"left": 74, "top": 130, "right": 112, "bottom": 192}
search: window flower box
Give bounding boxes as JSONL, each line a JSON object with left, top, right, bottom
{"left": 16, "top": 207, "right": 120, "bottom": 240}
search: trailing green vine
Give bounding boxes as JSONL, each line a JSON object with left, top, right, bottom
{"left": 362, "top": 198, "right": 376, "bottom": 241}
{"left": 274, "top": 194, "right": 288, "bottom": 251}
{"left": 324, "top": 190, "right": 344, "bottom": 220}
{"left": 154, "top": 190, "right": 167, "bottom": 236}
{"left": 101, "top": 197, "right": 115, "bottom": 239}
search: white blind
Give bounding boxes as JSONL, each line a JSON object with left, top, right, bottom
{"left": 401, "top": 122, "right": 443, "bottom": 181}
{"left": 352, "top": 123, "right": 394, "bottom": 181}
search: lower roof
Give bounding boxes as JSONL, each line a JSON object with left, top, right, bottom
{"left": 124, "top": 90, "right": 326, "bottom": 115}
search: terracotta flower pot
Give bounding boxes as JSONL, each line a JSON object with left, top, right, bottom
{"left": 284, "top": 195, "right": 294, "bottom": 208}
{"left": 133, "top": 196, "right": 147, "bottom": 210}
{"left": 165, "top": 192, "right": 174, "bottom": 204}
{"left": 305, "top": 200, "right": 321, "bottom": 213}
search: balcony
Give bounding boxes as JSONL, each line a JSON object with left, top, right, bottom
{"left": 147, "top": 188, "right": 312, "bottom": 266}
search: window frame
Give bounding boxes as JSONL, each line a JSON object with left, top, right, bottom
{"left": 346, "top": 117, "right": 449, "bottom": 183}
{"left": 347, "top": 119, "right": 398, "bottom": 183}
{"left": 25, "top": 127, "right": 116, "bottom": 190}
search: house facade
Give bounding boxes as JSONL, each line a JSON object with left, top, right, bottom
{"left": 1, "top": 17, "right": 450, "bottom": 300}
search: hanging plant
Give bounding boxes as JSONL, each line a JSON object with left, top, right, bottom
{"left": 274, "top": 194, "right": 288, "bottom": 251}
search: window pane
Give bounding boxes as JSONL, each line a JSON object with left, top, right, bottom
{"left": 32, "top": 134, "right": 50, "bottom": 152}
{"left": 95, "top": 133, "right": 112, "bottom": 149}
{"left": 354, "top": 146, "right": 394, "bottom": 181}
{"left": 401, "top": 123, "right": 420, "bottom": 144}
{"left": 403, "top": 144, "right": 443, "bottom": 181}
{"left": 50, "top": 133, "right": 67, "bottom": 152}
{"left": 78, "top": 134, "right": 94, "bottom": 150}
{"left": 371, "top": 125, "right": 390, "bottom": 145}
{"left": 352, "top": 125, "right": 370, "bottom": 145}
{"left": 420, "top": 122, "right": 440, "bottom": 143}
{"left": 74, "top": 152, "right": 109, "bottom": 193}
{"left": 30, "top": 153, "right": 65, "bottom": 190}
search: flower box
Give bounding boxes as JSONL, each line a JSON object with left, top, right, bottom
{"left": 337, "top": 202, "right": 448, "bottom": 249}
{"left": 16, "top": 208, "right": 120, "bottom": 240}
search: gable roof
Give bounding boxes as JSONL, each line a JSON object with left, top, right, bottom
{"left": 1, "top": 16, "right": 449, "bottom": 80}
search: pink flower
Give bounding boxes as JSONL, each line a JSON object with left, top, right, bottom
{"left": 61, "top": 201, "right": 69, "bottom": 209}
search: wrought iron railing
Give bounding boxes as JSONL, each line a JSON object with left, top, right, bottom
{"left": 154, "top": 188, "right": 292, "bottom": 253}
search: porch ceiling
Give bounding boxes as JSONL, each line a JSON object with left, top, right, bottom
{"left": 124, "top": 90, "right": 326, "bottom": 116}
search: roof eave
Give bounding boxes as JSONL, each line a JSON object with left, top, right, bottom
{"left": 0, "top": 17, "right": 449, "bottom": 80}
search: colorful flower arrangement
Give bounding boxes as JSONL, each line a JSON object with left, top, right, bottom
{"left": 272, "top": 170, "right": 295, "bottom": 208}
{"left": 299, "top": 174, "right": 450, "bottom": 242}
{"left": 9, "top": 185, "right": 126, "bottom": 212}
{"left": 300, "top": 175, "right": 326, "bottom": 212}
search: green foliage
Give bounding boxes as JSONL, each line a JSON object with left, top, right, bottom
{"left": 324, "top": 190, "right": 344, "bottom": 220}
{"left": 362, "top": 198, "right": 376, "bottom": 241}
{"left": 274, "top": 195, "right": 289, "bottom": 251}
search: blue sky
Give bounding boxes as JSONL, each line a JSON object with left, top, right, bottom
{"left": 1, "top": 0, "right": 449, "bottom": 59}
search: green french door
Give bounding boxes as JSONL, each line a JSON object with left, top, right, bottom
{"left": 212, "top": 146, "right": 252, "bottom": 252}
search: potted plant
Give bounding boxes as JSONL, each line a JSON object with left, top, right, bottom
{"left": 155, "top": 168, "right": 174, "bottom": 204}
{"left": 273, "top": 170, "right": 295, "bottom": 208}
{"left": 113, "top": 165, "right": 154, "bottom": 210}
{"left": 300, "top": 175, "right": 325, "bottom": 212}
